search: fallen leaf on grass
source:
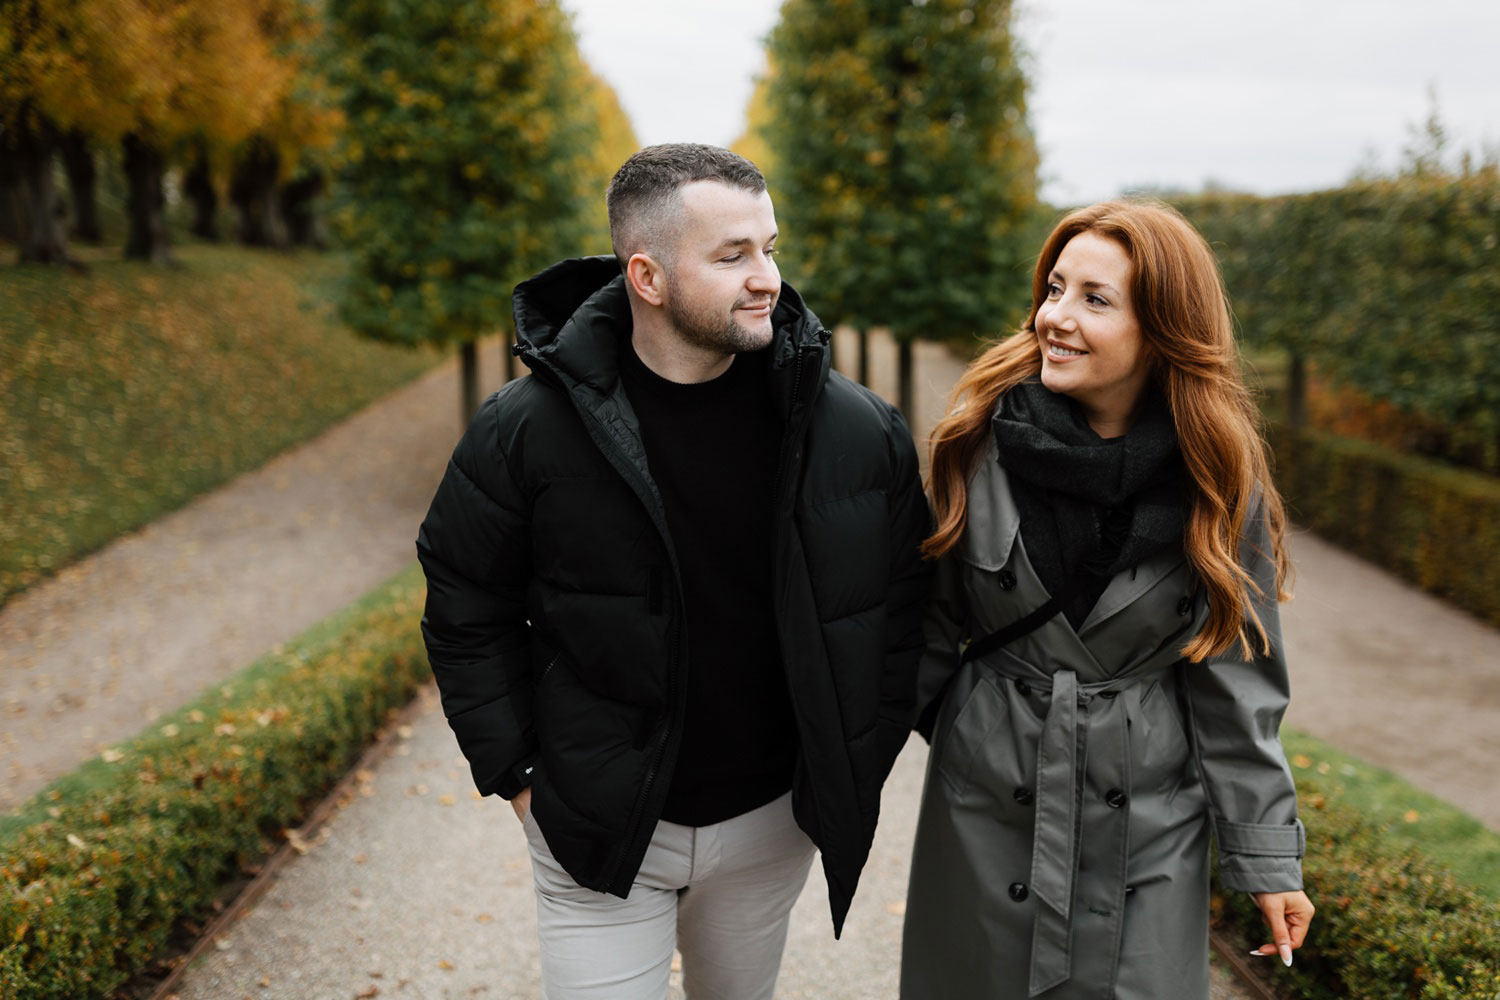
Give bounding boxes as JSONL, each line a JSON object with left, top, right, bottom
{"left": 439, "top": 794, "right": 455, "bottom": 806}
{"left": 1291, "top": 754, "right": 1312, "bottom": 769}
{"left": 355, "top": 987, "right": 379, "bottom": 999}
{"left": 438, "top": 960, "right": 454, "bottom": 971}
{"left": 101, "top": 748, "right": 124, "bottom": 763}
{"left": 66, "top": 833, "right": 86, "bottom": 849}
{"left": 475, "top": 913, "right": 494, "bottom": 923}
{"left": 1404, "top": 809, "right": 1421, "bottom": 823}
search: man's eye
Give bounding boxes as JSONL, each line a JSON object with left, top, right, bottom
{"left": 720, "top": 253, "right": 743, "bottom": 264}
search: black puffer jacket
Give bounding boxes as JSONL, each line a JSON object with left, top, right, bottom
{"left": 416, "top": 255, "right": 931, "bottom": 933}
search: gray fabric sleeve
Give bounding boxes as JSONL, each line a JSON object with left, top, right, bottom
{"left": 1182, "top": 498, "right": 1305, "bottom": 893}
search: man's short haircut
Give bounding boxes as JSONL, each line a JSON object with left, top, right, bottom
{"left": 606, "top": 143, "right": 767, "bottom": 268}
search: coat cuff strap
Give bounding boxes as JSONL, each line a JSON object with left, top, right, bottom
{"left": 1215, "top": 818, "right": 1305, "bottom": 858}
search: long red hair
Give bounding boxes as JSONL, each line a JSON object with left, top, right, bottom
{"left": 925, "top": 200, "right": 1292, "bottom": 661}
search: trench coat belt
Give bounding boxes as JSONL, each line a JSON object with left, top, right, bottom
{"left": 977, "top": 661, "right": 1175, "bottom": 997}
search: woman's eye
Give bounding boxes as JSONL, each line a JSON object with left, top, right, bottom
{"left": 765, "top": 247, "right": 777, "bottom": 257}
{"left": 1046, "top": 283, "right": 1061, "bottom": 297}
{"left": 1087, "top": 294, "right": 1107, "bottom": 306}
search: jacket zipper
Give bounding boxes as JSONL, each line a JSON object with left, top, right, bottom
{"left": 771, "top": 346, "right": 812, "bottom": 507}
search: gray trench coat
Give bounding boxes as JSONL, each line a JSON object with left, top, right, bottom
{"left": 901, "top": 444, "right": 1304, "bottom": 999}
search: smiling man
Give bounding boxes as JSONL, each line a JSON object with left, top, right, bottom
{"left": 415, "top": 144, "right": 932, "bottom": 998}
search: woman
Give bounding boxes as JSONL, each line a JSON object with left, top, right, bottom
{"left": 901, "top": 201, "right": 1314, "bottom": 999}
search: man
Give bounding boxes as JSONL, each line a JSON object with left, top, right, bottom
{"left": 416, "top": 144, "right": 930, "bottom": 999}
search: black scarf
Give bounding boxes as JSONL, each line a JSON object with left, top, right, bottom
{"left": 992, "top": 379, "right": 1187, "bottom": 628}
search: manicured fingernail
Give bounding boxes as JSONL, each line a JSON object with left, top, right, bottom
{"left": 1280, "top": 944, "right": 1293, "bottom": 966}
{"left": 1248, "top": 948, "right": 1267, "bottom": 957}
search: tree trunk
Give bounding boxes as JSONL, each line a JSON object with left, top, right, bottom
{"left": 279, "top": 170, "right": 326, "bottom": 247}
{"left": 897, "top": 336, "right": 914, "bottom": 423}
{"left": 183, "top": 143, "right": 219, "bottom": 240}
{"left": 0, "top": 183, "right": 17, "bottom": 244}
{"left": 10, "top": 124, "right": 74, "bottom": 265}
{"left": 60, "top": 131, "right": 101, "bottom": 243}
{"left": 460, "top": 340, "right": 480, "bottom": 425}
{"left": 122, "top": 132, "right": 172, "bottom": 263}
{"left": 857, "top": 328, "right": 870, "bottom": 386}
{"left": 1285, "top": 351, "right": 1308, "bottom": 427}
{"left": 230, "top": 137, "right": 287, "bottom": 247}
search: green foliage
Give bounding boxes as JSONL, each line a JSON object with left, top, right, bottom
{"left": 1177, "top": 169, "right": 1500, "bottom": 470}
{"left": 1280, "top": 729, "right": 1500, "bottom": 900}
{"left": 0, "top": 565, "right": 430, "bottom": 1000}
{"left": 1267, "top": 422, "right": 1500, "bottom": 629}
{"left": 762, "top": 0, "right": 1040, "bottom": 342}
{"left": 0, "top": 244, "right": 442, "bottom": 604}
{"left": 1215, "top": 783, "right": 1500, "bottom": 1000}
{"left": 324, "top": 0, "right": 598, "bottom": 347}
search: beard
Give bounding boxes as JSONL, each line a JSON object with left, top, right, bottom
{"left": 664, "top": 278, "right": 776, "bottom": 355}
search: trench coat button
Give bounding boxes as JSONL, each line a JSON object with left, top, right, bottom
{"left": 1013, "top": 787, "right": 1035, "bottom": 806}
{"left": 1014, "top": 679, "right": 1032, "bottom": 696}
{"left": 1008, "top": 882, "right": 1029, "bottom": 902}
{"left": 1176, "top": 595, "right": 1193, "bottom": 616}
{"left": 1105, "top": 788, "right": 1128, "bottom": 809}
{"left": 998, "top": 569, "right": 1017, "bottom": 591}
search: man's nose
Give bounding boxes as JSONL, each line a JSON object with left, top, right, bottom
{"left": 747, "top": 254, "right": 779, "bottom": 293}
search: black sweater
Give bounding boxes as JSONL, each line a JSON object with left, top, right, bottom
{"left": 619, "top": 342, "right": 797, "bottom": 826}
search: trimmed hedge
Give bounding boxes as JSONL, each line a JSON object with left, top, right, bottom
{"left": 1177, "top": 171, "right": 1500, "bottom": 471}
{"left": 0, "top": 564, "right": 430, "bottom": 1000}
{"left": 1216, "top": 779, "right": 1500, "bottom": 1000}
{"left": 1268, "top": 422, "right": 1500, "bottom": 628}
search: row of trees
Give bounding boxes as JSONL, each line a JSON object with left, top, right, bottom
{"left": 327, "top": 0, "right": 638, "bottom": 419}
{"left": 1, "top": 0, "right": 340, "bottom": 264}
{"left": 3, "top": 0, "right": 637, "bottom": 420}
{"left": 742, "top": 0, "right": 1041, "bottom": 417}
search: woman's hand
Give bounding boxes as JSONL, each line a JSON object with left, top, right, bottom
{"left": 1250, "top": 890, "right": 1314, "bottom": 966}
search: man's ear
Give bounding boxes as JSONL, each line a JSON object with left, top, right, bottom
{"left": 625, "top": 252, "right": 667, "bottom": 307}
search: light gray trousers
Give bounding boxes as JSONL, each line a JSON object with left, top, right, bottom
{"left": 522, "top": 790, "right": 817, "bottom": 1000}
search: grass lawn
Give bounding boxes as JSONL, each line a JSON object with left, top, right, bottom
{"left": 0, "top": 243, "right": 444, "bottom": 605}
{"left": 1282, "top": 726, "right": 1500, "bottom": 899}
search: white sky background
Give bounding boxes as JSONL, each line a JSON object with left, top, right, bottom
{"left": 563, "top": 0, "right": 1500, "bottom": 206}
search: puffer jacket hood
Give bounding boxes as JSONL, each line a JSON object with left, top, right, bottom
{"left": 510, "top": 254, "right": 831, "bottom": 411}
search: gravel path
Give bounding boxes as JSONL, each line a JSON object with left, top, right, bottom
{"left": 0, "top": 342, "right": 507, "bottom": 810}
{"left": 169, "top": 684, "right": 1256, "bottom": 1000}
{"left": 4, "top": 326, "right": 1496, "bottom": 998}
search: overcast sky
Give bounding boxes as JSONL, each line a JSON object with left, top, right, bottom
{"left": 564, "top": 0, "right": 1499, "bottom": 205}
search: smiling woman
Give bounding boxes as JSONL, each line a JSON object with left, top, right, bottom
{"left": 902, "top": 201, "right": 1314, "bottom": 999}
{"left": 1035, "top": 231, "right": 1152, "bottom": 438}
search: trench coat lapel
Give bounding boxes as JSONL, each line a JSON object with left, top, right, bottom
{"left": 1077, "top": 546, "right": 1187, "bottom": 636}
{"left": 973, "top": 449, "right": 1108, "bottom": 680}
